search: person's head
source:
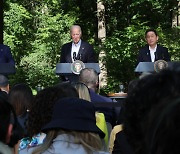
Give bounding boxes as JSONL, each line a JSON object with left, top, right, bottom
{"left": 8, "top": 83, "right": 34, "bottom": 116}
{"left": 145, "top": 29, "right": 158, "bottom": 48}
{"left": 28, "top": 82, "right": 79, "bottom": 137}
{"left": 79, "top": 68, "right": 99, "bottom": 91}
{"left": 0, "top": 97, "right": 15, "bottom": 144}
{"left": 70, "top": 25, "right": 82, "bottom": 44}
{"left": 144, "top": 97, "right": 180, "bottom": 154}
{"left": 73, "top": 82, "right": 91, "bottom": 101}
{"left": 124, "top": 69, "right": 180, "bottom": 154}
{"left": 0, "top": 74, "right": 9, "bottom": 93}
{"left": 32, "top": 97, "right": 104, "bottom": 154}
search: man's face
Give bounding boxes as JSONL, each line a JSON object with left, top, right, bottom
{"left": 71, "top": 28, "right": 81, "bottom": 44}
{"left": 145, "top": 31, "right": 158, "bottom": 47}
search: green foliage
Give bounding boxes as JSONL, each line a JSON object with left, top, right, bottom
{"left": 4, "top": 0, "right": 180, "bottom": 92}
{"left": 4, "top": 0, "right": 76, "bottom": 88}
{"left": 103, "top": 23, "right": 148, "bottom": 93}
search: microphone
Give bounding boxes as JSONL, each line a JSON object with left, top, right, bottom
{"left": 73, "top": 52, "right": 76, "bottom": 61}
{"left": 79, "top": 54, "right": 82, "bottom": 61}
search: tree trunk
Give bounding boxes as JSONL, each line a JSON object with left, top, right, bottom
{"left": 172, "top": 1, "right": 180, "bottom": 27}
{"left": 0, "top": 0, "right": 3, "bottom": 43}
{"left": 97, "top": 0, "right": 107, "bottom": 88}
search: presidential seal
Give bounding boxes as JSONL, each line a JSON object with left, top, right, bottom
{"left": 71, "top": 60, "right": 85, "bottom": 75}
{"left": 154, "top": 60, "right": 168, "bottom": 73}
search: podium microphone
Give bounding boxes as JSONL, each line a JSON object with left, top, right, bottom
{"left": 73, "top": 52, "right": 76, "bottom": 61}
{"left": 154, "top": 52, "right": 158, "bottom": 61}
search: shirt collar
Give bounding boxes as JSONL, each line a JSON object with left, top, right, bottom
{"left": 149, "top": 44, "right": 157, "bottom": 51}
{"left": 72, "top": 39, "right": 81, "bottom": 47}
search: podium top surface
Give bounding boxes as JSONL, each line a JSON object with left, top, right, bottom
{"left": 56, "top": 63, "right": 100, "bottom": 75}
{"left": 135, "top": 61, "right": 180, "bottom": 72}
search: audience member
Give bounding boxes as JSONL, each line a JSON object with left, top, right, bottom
{"left": 19, "top": 82, "right": 79, "bottom": 153}
{"left": 0, "top": 97, "right": 16, "bottom": 154}
{"left": 143, "top": 97, "right": 180, "bottom": 154}
{"left": 0, "top": 74, "right": 10, "bottom": 100}
{"left": 8, "top": 83, "right": 34, "bottom": 135}
{"left": 108, "top": 79, "right": 139, "bottom": 153}
{"left": 137, "top": 29, "right": 170, "bottom": 63}
{"left": 122, "top": 69, "right": 180, "bottom": 154}
{"left": 73, "top": 82, "right": 91, "bottom": 101}
{"left": 79, "top": 68, "right": 117, "bottom": 127}
{"left": 23, "top": 97, "right": 108, "bottom": 154}
{"left": 73, "top": 82, "right": 109, "bottom": 150}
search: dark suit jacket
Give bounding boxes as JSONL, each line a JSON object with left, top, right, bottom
{"left": 60, "top": 40, "right": 96, "bottom": 63}
{"left": 0, "top": 44, "right": 15, "bottom": 65}
{"left": 137, "top": 44, "right": 170, "bottom": 63}
{"left": 89, "top": 89, "right": 117, "bottom": 126}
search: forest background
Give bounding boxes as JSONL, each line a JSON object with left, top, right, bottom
{"left": 3, "top": 0, "right": 180, "bottom": 94}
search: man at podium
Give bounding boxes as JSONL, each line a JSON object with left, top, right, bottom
{"left": 137, "top": 29, "right": 170, "bottom": 63}
{"left": 60, "top": 25, "right": 96, "bottom": 63}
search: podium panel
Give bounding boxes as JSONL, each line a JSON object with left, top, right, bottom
{"left": 135, "top": 62, "right": 155, "bottom": 72}
{"left": 56, "top": 63, "right": 100, "bottom": 82}
{"left": 0, "top": 63, "right": 16, "bottom": 75}
{"left": 135, "top": 61, "right": 180, "bottom": 73}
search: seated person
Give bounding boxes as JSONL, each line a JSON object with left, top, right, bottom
{"left": 21, "top": 97, "right": 108, "bottom": 154}
{"left": 0, "top": 97, "right": 16, "bottom": 154}
{"left": 19, "top": 82, "right": 79, "bottom": 152}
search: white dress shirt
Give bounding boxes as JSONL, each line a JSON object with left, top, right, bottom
{"left": 71, "top": 40, "right": 81, "bottom": 62}
{"left": 149, "top": 44, "right": 157, "bottom": 62}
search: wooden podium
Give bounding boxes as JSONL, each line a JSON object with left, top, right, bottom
{"left": 56, "top": 63, "right": 100, "bottom": 83}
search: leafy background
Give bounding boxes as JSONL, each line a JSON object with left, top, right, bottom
{"left": 3, "top": 0, "right": 180, "bottom": 93}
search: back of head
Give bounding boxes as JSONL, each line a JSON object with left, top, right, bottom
{"left": 28, "top": 82, "right": 79, "bottom": 137}
{"left": 8, "top": 83, "right": 34, "bottom": 116}
{"left": 32, "top": 97, "right": 104, "bottom": 154}
{"left": 0, "top": 74, "right": 9, "bottom": 89}
{"left": 73, "top": 82, "right": 91, "bottom": 101}
{"left": 124, "top": 69, "right": 180, "bottom": 154}
{"left": 79, "top": 68, "right": 98, "bottom": 90}
{"left": 42, "top": 97, "right": 103, "bottom": 136}
{"left": 144, "top": 97, "right": 180, "bottom": 154}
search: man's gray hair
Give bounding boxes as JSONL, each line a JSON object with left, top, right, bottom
{"left": 79, "top": 68, "right": 98, "bottom": 88}
{"left": 70, "top": 25, "right": 82, "bottom": 35}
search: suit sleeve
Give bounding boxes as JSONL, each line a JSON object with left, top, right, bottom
{"left": 60, "top": 45, "right": 66, "bottom": 63}
{"left": 163, "top": 47, "right": 171, "bottom": 61}
{"left": 137, "top": 49, "right": 143, "bottom": 63}
{"left": 5, "top": 45, "right": 15, "bottom": 65}
{"left": 87, "top": 44, "right": 97, "bottom": 63}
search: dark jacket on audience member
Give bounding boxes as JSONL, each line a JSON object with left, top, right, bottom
{"left": 89, "top": 89, "right": 117, "bottom": 126}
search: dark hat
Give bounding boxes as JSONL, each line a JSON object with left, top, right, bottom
{"left": 0, "top": 75, "right": 9, "bottom": 87}
{"left": 42, "top": 97, "right": 105, "bottom": 138}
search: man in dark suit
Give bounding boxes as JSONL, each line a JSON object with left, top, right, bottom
{"left": 60, "top": 25, "right": 96, "bottom": 63}
{"left": 0, "top": 44, "right": 15, "bottom": 65}
{"left": 137, "top": 29, "right": 170, "bottom": 63}
{"left": 79, "top": 68, "right": 118, "bottom": 127}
